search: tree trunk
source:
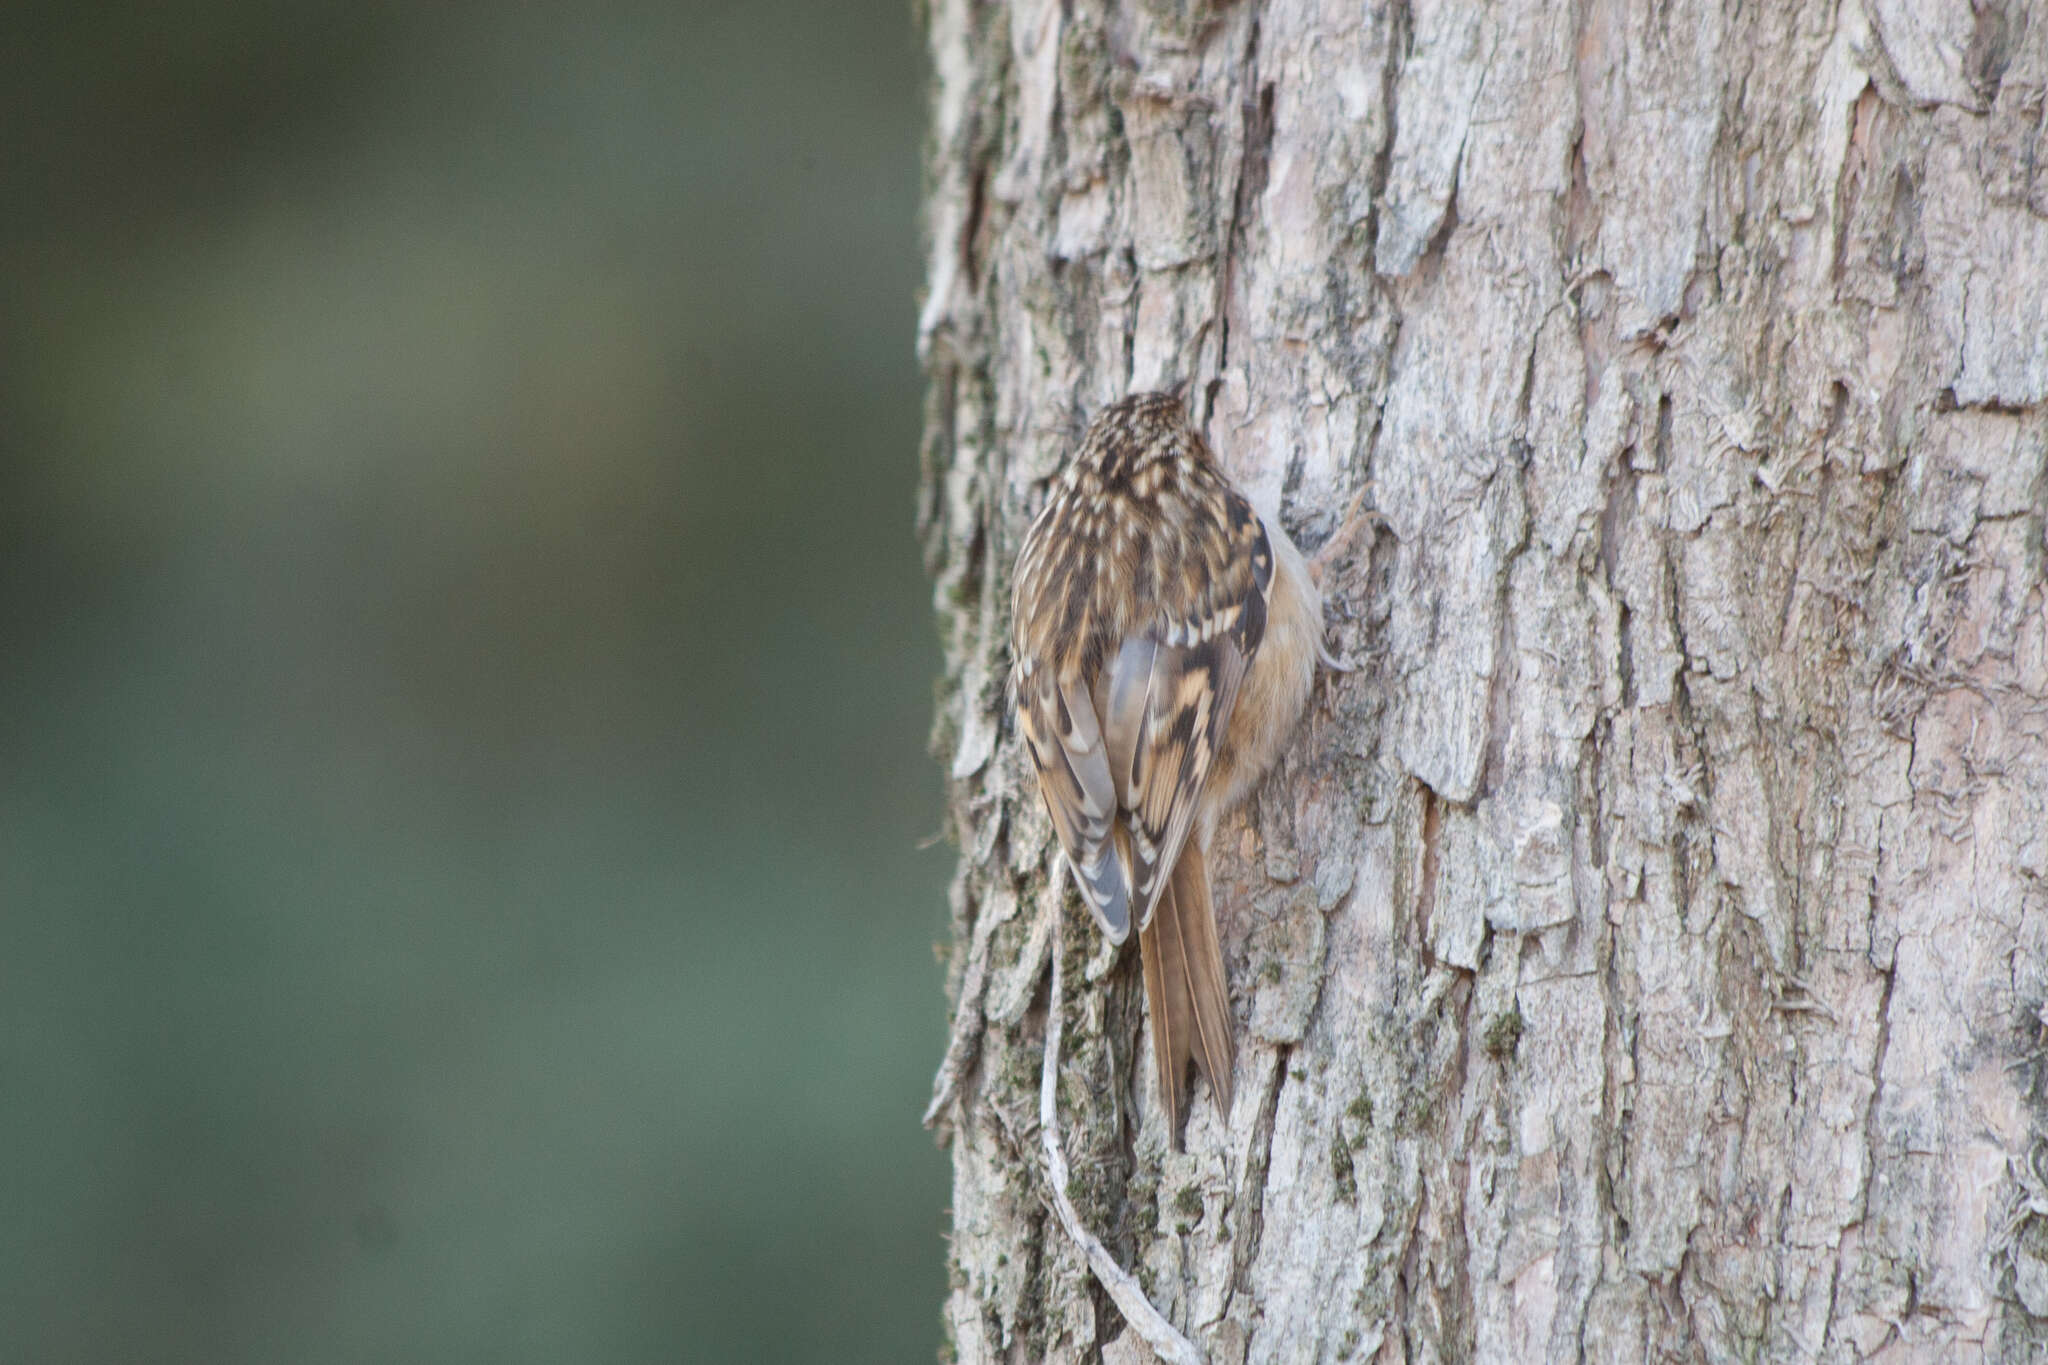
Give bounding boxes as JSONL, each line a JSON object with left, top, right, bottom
{"left": 915, "top": 1, "right": 2048, "bottom": 1360}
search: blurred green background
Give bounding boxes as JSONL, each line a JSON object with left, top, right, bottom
{"left": 1, "top": 3, "right": 946, "bottom": 1361}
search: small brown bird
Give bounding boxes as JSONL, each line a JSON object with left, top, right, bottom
{"left": 1010, "top": 392, "right": 1340, "bottom": 1142}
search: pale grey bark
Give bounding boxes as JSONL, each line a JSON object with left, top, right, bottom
{"left": 915, "top": 1, "right": 2048, "bottom": 1361}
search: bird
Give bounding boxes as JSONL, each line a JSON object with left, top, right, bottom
{"left": 1009, "top": 391, "right": 1345, "bottom": 1144}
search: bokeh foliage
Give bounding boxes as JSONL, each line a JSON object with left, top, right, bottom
{"left": 1, "top": 3, "right": 946, "bottom": 1360}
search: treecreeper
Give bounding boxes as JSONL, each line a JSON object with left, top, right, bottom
{"left": 1009, "top": 391, "right": 1349, "bottom": 1146}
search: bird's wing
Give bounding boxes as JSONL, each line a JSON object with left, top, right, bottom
{"left": 1015, "top": 664, "right": 1131, "bottom": 940}
{"left": 1104, "top": 496, "right": 1273, "bottom": 933}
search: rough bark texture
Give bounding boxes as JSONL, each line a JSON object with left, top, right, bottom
{"left": 915, "top": 1, "right": 2048, "bottom": 1360}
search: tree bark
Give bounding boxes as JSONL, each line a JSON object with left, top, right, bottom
{"left": 915, "top": 1, "right": 2048, "bottom": 1361}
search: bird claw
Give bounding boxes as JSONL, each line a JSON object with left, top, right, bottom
{"left": 1310, "top": 483, "right": 1381, "bottom": 583}
{"left": 1317, "top": 639, "right": 1357, "bottom": 674}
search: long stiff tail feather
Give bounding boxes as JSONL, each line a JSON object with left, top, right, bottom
{"left": 1138, "top": 845, "right": 1235, "bottom": 1146}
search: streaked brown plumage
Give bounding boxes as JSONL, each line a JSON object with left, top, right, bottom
{"left": 1010, "top": 392, "right": 1337, "bottom": 1143}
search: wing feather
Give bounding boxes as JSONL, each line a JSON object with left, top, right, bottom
{"left": 1109, "top": 629, "right": 1250, "bottom": 933}
{"left": 1095, "top": 495, "right": 1273, "bottom": 935}
{"left": 1016, "top": 665, "right": 1132, "bottom": 940}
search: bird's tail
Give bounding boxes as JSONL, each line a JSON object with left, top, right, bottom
{"left": 1139, "top": 844, "right": 1235, "bottom": 1146}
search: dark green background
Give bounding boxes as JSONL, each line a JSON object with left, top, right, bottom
{"left": 2, "top": 3, "right": 947, "bottom": 1360}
